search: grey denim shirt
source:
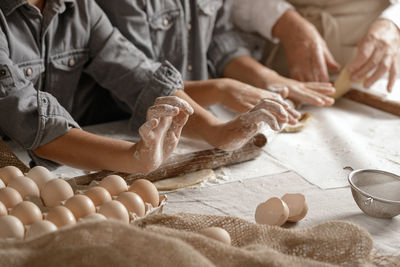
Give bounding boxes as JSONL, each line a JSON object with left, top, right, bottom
{"left": 0, "top": 0, "right": 183, "bottom": 168}
{"left": 96, "top": 0, "right": 250, "bottom": 81}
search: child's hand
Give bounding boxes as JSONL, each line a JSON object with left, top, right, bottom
{"left": 132, "top": 96, "right": 193, "bottom": 174}
{"left": 208, "top": 99, "right": 300, "bottom": 151}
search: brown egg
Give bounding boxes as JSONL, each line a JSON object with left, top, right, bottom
{"left": 26, "top": 166, "right": 54, "bottom": 190}
{"left": 84, "top": 186, "right": 112, "bottom": 206}
{"left": 0, "top": 166, "right": 23, "bottom": 185}
{"left": 65, "top": 195, "right": 95, "bottom": 219}
{"left": 117, "top": 192, "right": 145, "bottom": 217}
{"left": 98, "top": 200, "right": 129, "bottom": 223}
{"left": 46, "top": 206, "right": 76, "bottom": 227}
{"left": 0, "top": 215, "right": 25, "bottom": 239}
{"left": 255, "top": 197, "right": 289, "bottom": 226}
{"left": 0, "top": 179, "right": 5, "bottom": 189}
{"left": 10, "top": 201, "right": 42, "bottom": 225}
{"left": 41, "top": 179, "right": 74, "bottom": 207}
{"left": 0, "top": 201, "right": 7, "bottom": 216}
{"left": 99, "top": 175, "right": 128, "bottom": 196}
{"left": 128, "top": 179, "right": 159, "bottom": 207}
{"left": 281, "top": 193, "right": 308, "bottom": 222}
{"left": 25, "top": 220, "right": 57, "bottom": 239}
{"left": 81, "top": 213, "right": 107, "bottom": 222}
{"left": 8, "top": 176, "right": 40, "bottom": 199}
{"left": 199, "top": 227, "right": 231, "bottom": 245}
{"left": 0, "top": 187, "right": 23, "bottom": 209}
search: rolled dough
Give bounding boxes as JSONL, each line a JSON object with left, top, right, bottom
{"left": 333, "top": 67, "right": 352, "bottom": 99}
{"left": 153, "top": 169, "right": 215, "bottom": 191}
{"left": 282, "top": 113, "right": 313, "bottom": 133}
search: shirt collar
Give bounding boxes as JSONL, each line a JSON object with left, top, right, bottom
{"left": 0, "top": 0, "right": 75, "bottom": 16}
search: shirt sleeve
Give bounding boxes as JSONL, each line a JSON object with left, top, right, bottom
{"left": 231, "top": 0, "right": 293, "bottom": 43}
{"left": 379, "top": 2, "right": 400, "bottom": 30}
{"left": 207, "top": 0, "right": 251, "bottom": 77}
{"left": 83, "top": 0, "right": 183, "bottom": 131}
{"left": 0, "top": 27, "right": 80, "bottom": 169}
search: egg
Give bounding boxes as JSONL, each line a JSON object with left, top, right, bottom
{"left": 8, "top": 176, "right": 40, "bottom": 199}
{"left": 98, "top": 200, "right": 129, "bottom": 223}
{"left": 65, "top": 195, "right": 96, "bottom": 219}
{"left": 281, "top": 193, "right": 308, "bottom": 222}
{"left": 80, "top": 213, "right": 107, "bottom": 222}
{"left": 0, "top": 201, "right": 7, "bottom": 216}
{"left": 0, "top": 187, "right": 23, "bottom": 209}
{"left": 10, "top": 201, "right": 42, "bottom": 225}
{"left": 117, "top": 192, "right": 145, "bottom": 217}
{"left": 41, "top": 179, "right": 74, "bottom": 207}
{"left": 0, "top": 179, "right": 5, "bottom": 189}
{"left": 0, "top": 166, "right": 23, "bottom": 185}
{"left": 255, "top": 197, "right": 289, "bottom": 226}
{"left": 25, "top": 220, "right": 57, "bottom": 239}
{"left": 26, "top": 166, "right": 54, "bottom": 190}
{"left": 99, "top": 175, "right": 128, "bottom": 196}
{"left": 128, "top": 179, "right": 159, "bottom": 207}
{"left": 46, "top": 206, "right": 76, "bottom": 227}
{"left": 0, "top": 215, "right": 25, "bottom": 239}
{"left": 199, "top": 227, "right": 231, "bottom": 245}
{"left": 84, "top": 186, "right": 112, "bottom": 206}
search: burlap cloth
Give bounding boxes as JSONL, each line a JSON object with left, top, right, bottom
{"left": 0, "top": 139, "right": 399, "bottom": 266}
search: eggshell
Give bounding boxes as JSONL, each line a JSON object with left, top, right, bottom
{"left": 98, "top": 200, "right": 129, "bottom": 223}
{"left": 0, "top": 201, "right": 7, "bottom": 216}
{"left": 46, "top": 206, "right": 76, "bottom": 227}
{"left": 81, "top": 213, "right": 107, "bottom": 222}
{"left": 0, "top": 187, "right": 23, "bottom": 209}
{"left": 25, "top": 220, "right": 57, "bottom": 239}
{"left": 0, "top": 179, "right": 5, "bottom": 189}
{"left": 99, "top": 175, "right": 128, "bottom": 196}
{"left": 8, "top": 176, "right": 40, "bottom": 199}
{"left": 65, "top": 195, "right": 96, "bottom": 219}
{"left": 255, "top": 197, "right": 289, "bottom": 226}
{"left": 41, "top": 179, "right": 74, "bottom": 207}
{"left": 199, "top": 227, "right": 231, "bottom": 245}
{"left": 84, "top": 186, "right": 112, "bottom": 206}
{"left": 0, "top": 215, "right": 25, "bottom": 239}
{"left": 128, "top": 179, "right": 159, "bottom": 207}
{"left": 117, "top": 192, "right": 145, "bottom": 217}
{"left": 281, "top": 193, "right": 308, "bottom": 222}
{"left": 10, "top": 201, "right": 42, "bottom": 225}
{"left": 0, "top": 166, "right": 23, "bottom": 185}
{"left": 26, "top": 166, "right": 54, "bottom": 190}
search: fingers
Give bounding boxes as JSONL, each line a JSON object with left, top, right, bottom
{"left": 155, "top": 96, "right": 194, "bottom": 115}
{"left": 324, "top": 46, "right": 341, "bottom": 71}
{"left": 245, "top": 109, "right": 280, "bottom": 131}
{"left": 364, "top": 55, "right": 392, "bottom": 88}
{"left": 312, "top": 47, "right": 330, "bottom": 82}
{"left": 138, "top": 118, "right": 159, "bottom": 145}
{"left": 146, "top": 104, "right": 179, "bottom": 120}
{"left": 305, "top": 82, "right": 336, "bottom": 95}
{"left": 266, "top": 85, "right": 289, "bottom": 98}
{"left": 352, "top": 47, "right": 385, "bottom": 82}
{"left": 348, "top": 38, "right": 375, "bottom": 75}
{"left": 252, "top": 99, "right": 289, "bottom": 124}
{"left": 387, "top": 63, "right": 398, "bottom": 93}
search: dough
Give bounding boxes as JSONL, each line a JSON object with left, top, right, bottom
{"left": 333, "top": 67, "right": 352, "bottom": 99}
{"left": 282, "top": 113, "right": 313, "bottom": 133}
{"left": 153, "top": 169, "right": 215, "bottom": 191}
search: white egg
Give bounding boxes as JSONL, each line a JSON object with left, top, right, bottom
{"left": 80, "top": 213, "right": 107, "bottom": 222}
{"left": 10, "top": 201, "right": 42, "bottom": 225}
{"left": 41, "top": 179, "right": 74, "bottom": 207}
{"left": 0, "top": 166, "right": 23, "bottom": 185}
{"left": 98, "top": 200, "right": 129, "bottom": 223}
{"left": 64, "top": 195, "right": 96, "bottom": 219}
{"left": 0, "top": 187, "right": 23, "bottom": 209}
{"left": 0, "top": 179, "right": 5, "bottom": 189}
{"left": 84, "top": 186, "right": 112, "bottom": 206}
{"left": 8, "top": 176, "right": 40, "bottom": 199}
{"left": 0, "top": 215, "right": 25, "bottom": 239}
{"left": 26, "top": 166, "right": 54, "bottom": 190}
{"left": 26, "top": 220, "right": 57, "bottom": 239}
{"left": 117, "top": 192, "right": 145, "bottom": 217}
{"left": 0, "top": 201, "right": 7, "bottom": 216}
{"left": 46, "top": 206, "right": 76, "bottom": 227}
{"left": 99, "top": 175, "right": 128, "bottom": 196}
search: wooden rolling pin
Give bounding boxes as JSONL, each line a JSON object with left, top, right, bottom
{"left": 69, "top": 133, "right": 267, "bottom": 186}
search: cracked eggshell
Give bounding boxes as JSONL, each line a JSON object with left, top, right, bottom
{"left": 26, "top": 166, "right": 54, "bottom": 190}
{"left": 26, "top": 220, "right": 57, "bottom": 239}
{"left": 255, "top": 197, "right": 289, "bottom": 226}
{"left": 199, "top": 227, "right": 231, "bottom": 245}
{"left": 46, "top": 206, "right": 76, "bottom": 227}
{"left": 0, "top": 215, "right": 25, "bottom": 240}
{"left": 41, "top": 179, "right": 74, "bottom": 207}
{"left": 281, "top": 193, "right": 308, "bottom": 222}
{"left": 10, "top": 201, "right": 42, "bottom": 225}
{"left": 99, "top": 175, "right": 128, "bottom": 196}
{"left": 117, "top": 192, "right": 145, "bottom": 217}
{"left": 84, "top": 186, "right": 112, "bottom": 206}
{"left": 8, "top": 176, "right": 40, "bottom": 199}
{"left": 0, "top": 166, "right": 23, "bottom": 185}
{"left": 0, "top": 187, "right": 23, "bottom": 209}
{"left": 65, "top": 195, "right": 96, "bottom": 219}
{"left": 98, "top": 200, "right": 129, "bottom": 223}
{"left": 128, "top": 179, "right": 159, "bottom": 208}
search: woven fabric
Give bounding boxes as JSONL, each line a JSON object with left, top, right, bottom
{"left": 0, "top": 138, "right": 29, "bottom": 172}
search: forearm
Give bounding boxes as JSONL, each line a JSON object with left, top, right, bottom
{"left": 223, "top": 56, "right": 279, "bottom": 89}
{"left": 272, "top": 9, "right": 313, "bottom": 42}
{"left": 33, "top": 128, "right": 142, "bottom": 173}
{"left": 183, "top": 80, "right": 223, "bottom": 107}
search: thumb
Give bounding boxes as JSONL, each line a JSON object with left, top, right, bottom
{"left": 324, "top": 46, "right": 340, "bottom": 71}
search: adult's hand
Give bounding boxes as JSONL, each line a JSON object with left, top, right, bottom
{"left": 273, "top": 9, "right": 340, "bottom": 82}
{"left": 348, "top": 19, "right": 400, "bottom": 92}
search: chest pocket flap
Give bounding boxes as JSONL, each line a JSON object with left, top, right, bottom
{"left": 149, "top": 9, "right": 180, "bottom": 31}
{"left": 50, "top": 50, "right": 89, "bottom": 71}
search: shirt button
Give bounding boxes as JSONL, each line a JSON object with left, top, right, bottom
{"left": 26, "top": 68, "right": 33, "bottom": 76}
{"left": 68, "top": 58, "right": 75, "bottom": 67}
{"left": 188, "top": 65, "right": 193, "bottom": 71}
{"left": 187, "top": 23, "right": 192, "bottom": 31}
{"left": 0, "top": 69, "right": 6, "bottom": 77}
{"left": 163, "top": 19, "right": 169, "bottom": 26}
{"left": 42, "top": 98, "right": 48, "bottom": 104}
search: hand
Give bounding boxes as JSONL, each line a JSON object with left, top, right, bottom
{"left": 348, "top": 19, "right": 400, "bottom": 92}
{"left": 133, "top": 96, "right": 193, "bottom": 173}
{"left": 209, "top": 99, "right": 300, "bottom": 151}
{"left": 273, "top": 10, "right": 340, "bottom": 82}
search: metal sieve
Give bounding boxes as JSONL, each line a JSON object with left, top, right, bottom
{"left": 348, "top": 168, "right": 400, "bottom": 218}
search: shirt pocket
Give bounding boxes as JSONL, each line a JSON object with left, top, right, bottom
{"left": 196, "top": 0, "right": 223, "bottom": 46}
{"left": 18, "top": 60, "right": 45, "bottom": 88}
{"left": 48, "top": 49, "right": 89, "bottom": 104}
{"left": 149, "top": 7, "right": 182, "bottom": 61}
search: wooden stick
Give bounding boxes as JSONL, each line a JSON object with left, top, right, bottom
{"left": 68, "top": 134, "right": 267, "bottom": 186}
{"left": 345, "top": 89, "right": 400, "bottom": 117}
